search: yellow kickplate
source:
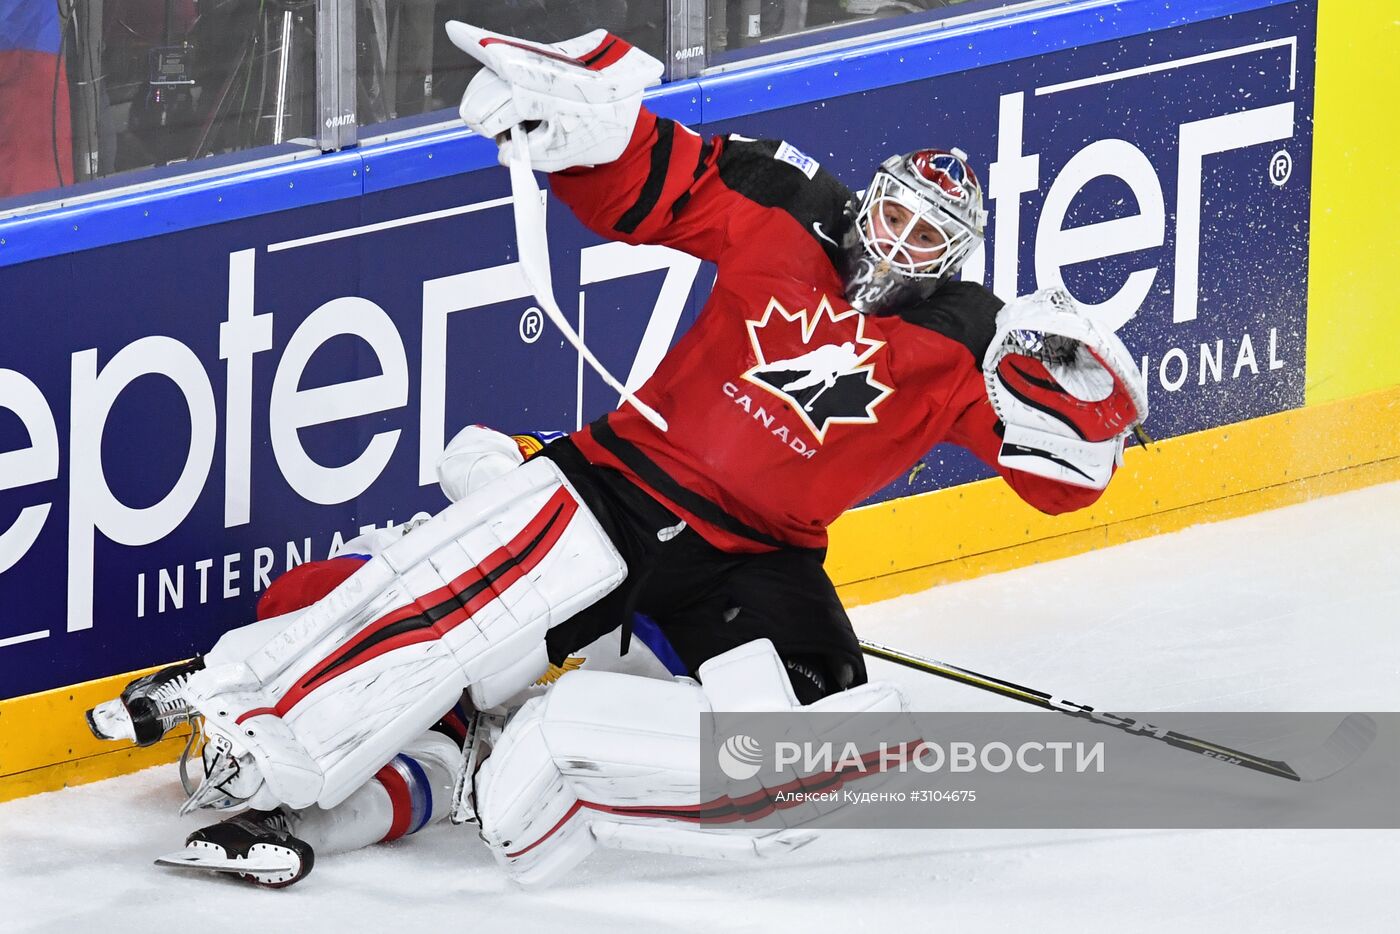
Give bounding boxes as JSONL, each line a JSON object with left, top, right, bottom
{"left": 0, "top": 736, "right": 189, "bottom": 803}
{"left": 829, "top": 386, "right": 1400, "bottom": 602}
{"left": 0, "top": 664, "right": 191, "bottom": 803}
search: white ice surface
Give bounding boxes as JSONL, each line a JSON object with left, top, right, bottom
{"left": 3, "top": 482, "right": 1399, "bottom": 933}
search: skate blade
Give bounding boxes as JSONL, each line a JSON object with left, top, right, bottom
{"left": 155, "top": 848, "right": 295, "bottom": 876}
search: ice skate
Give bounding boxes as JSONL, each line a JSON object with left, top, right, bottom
{"left": 155, "top": 809, "right": 314, "bottom": 889}
{"left": 85, "top": 656, "right": 205, "bottom": 747}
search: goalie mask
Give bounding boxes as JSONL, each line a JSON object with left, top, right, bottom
{"left": 840, "top": 148, "right": 987, "bottom": 316}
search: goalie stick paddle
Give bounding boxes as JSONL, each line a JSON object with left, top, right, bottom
{"left": 507, "top": 125, "right": 669, "bottom": 432}
{"left": 858, "top": 639, "right": 1376, "bottom": 783}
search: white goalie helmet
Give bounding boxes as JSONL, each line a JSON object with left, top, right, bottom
{"left": 858, "top": 147, "right": 987, "bottom": 279}
{"left": 843, "top": 147, "right": 988, "bottom": 315}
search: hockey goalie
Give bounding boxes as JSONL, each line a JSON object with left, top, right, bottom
{"left": 85, "top": 22, "right": 1147, "bottom": 889}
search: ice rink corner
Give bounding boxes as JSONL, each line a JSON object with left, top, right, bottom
{"left": 3, "top": 482, "right": 1397, "bottom": 934}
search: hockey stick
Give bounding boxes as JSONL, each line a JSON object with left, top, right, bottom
{"left": 507, "top": 126, "right": 669, "bottom": 432}
{"left": 859, "top": 639, "right": 1376, "bottom": 783}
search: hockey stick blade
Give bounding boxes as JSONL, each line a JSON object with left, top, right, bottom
{"left": 860, "top": 639, "right": 1378, "bottom": 784}
{"left": 507, "top": 126, "right": 669, "bottom": 432}
{"left": 1281, "top": 712, "right": 1377, "bottom": 783}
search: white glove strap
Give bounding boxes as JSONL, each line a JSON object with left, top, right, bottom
{"left": 999, "top": 422, "right": 1120, "bottom": 490}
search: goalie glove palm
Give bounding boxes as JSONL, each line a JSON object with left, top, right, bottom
{"left": 983, "top": 288, "right": 1148, "bottom": 490}
{"left": 447, "top": 22, "right": 663, "bottom": 172}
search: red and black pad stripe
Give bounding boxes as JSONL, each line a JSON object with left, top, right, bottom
{"left": 577, "top": 35, "right": 632, "bottom": 71}
{"left": 237, "top": 486, "right": 578, "bottom": 724}
{"left": 504, "top": 741, "right": 923, "bottom": 858}
{"left": 479, "top": 33, "right": 634, "bottom": 73}
{"left": 996, "top": 353, "right": 1140, "bottom": 443}
{"left": 432, "top": 700, "right": 472, "bottom": 748}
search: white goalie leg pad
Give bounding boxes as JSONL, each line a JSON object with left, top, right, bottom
{"left": 204, "top": 610, "right": 306, "bottom": 668}
{"left": 474, "top": 639, "right": 909, "bottom": 886}
{"left": 181, "top": 456, "right": 626, "bottom": 812}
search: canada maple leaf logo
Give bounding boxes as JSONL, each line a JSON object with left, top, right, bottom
{"left": 742, "top": 296, "right": 893, "bottom": 442}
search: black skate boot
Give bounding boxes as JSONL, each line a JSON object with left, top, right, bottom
{"left": 156, "top": 809, "right": 315, "bottom": 888}
{"left": 85, "top": 656, "right": 205, "bottom": 746}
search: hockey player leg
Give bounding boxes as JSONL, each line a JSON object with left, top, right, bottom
{"left": 180, "top": 456, "right": 626, "bottom": 813}
{"left": 292, "top": 729, "right": 461, "bottom": 854}
{"left": 160, "top": 729, "right": 463, "bottom": 888}
{"left": 470, "top": 639, "right": 909, "bottom": 887}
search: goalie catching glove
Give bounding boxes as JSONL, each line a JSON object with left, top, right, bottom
{"left": 446, "top": 22, "right": 663, "bottom": 172}
{"left": 983, "top": 288, "right": 1149, "bottom": 490}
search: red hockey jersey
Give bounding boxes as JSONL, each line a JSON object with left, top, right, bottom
{"left": 552, "top": 108, "right": 1103, "bottom": 553}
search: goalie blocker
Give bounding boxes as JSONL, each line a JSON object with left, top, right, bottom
{"left": 983, "top": 288, "right": 1149, "bottom": 490}
{"left": 447, "top": 21, "right": 663, "bottom": 173}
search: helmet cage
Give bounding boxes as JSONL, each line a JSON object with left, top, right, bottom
{"left": 855, "top": 150, "right": 985, "bottom": 281}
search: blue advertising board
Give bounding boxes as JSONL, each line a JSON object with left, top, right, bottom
{"left": 0, "top": 0, "right": 1315, "bottom": 698}
{"left": 730, "top": 0, "right": 1315, "bottom": 500}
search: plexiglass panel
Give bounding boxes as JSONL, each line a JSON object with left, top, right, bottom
{"left": 0, "top": 0, "right": 324, "bottom": 207}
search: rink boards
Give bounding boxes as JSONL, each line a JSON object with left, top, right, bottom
{"left": 1, "top": 0, "right": 1398, "bottom": 798}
